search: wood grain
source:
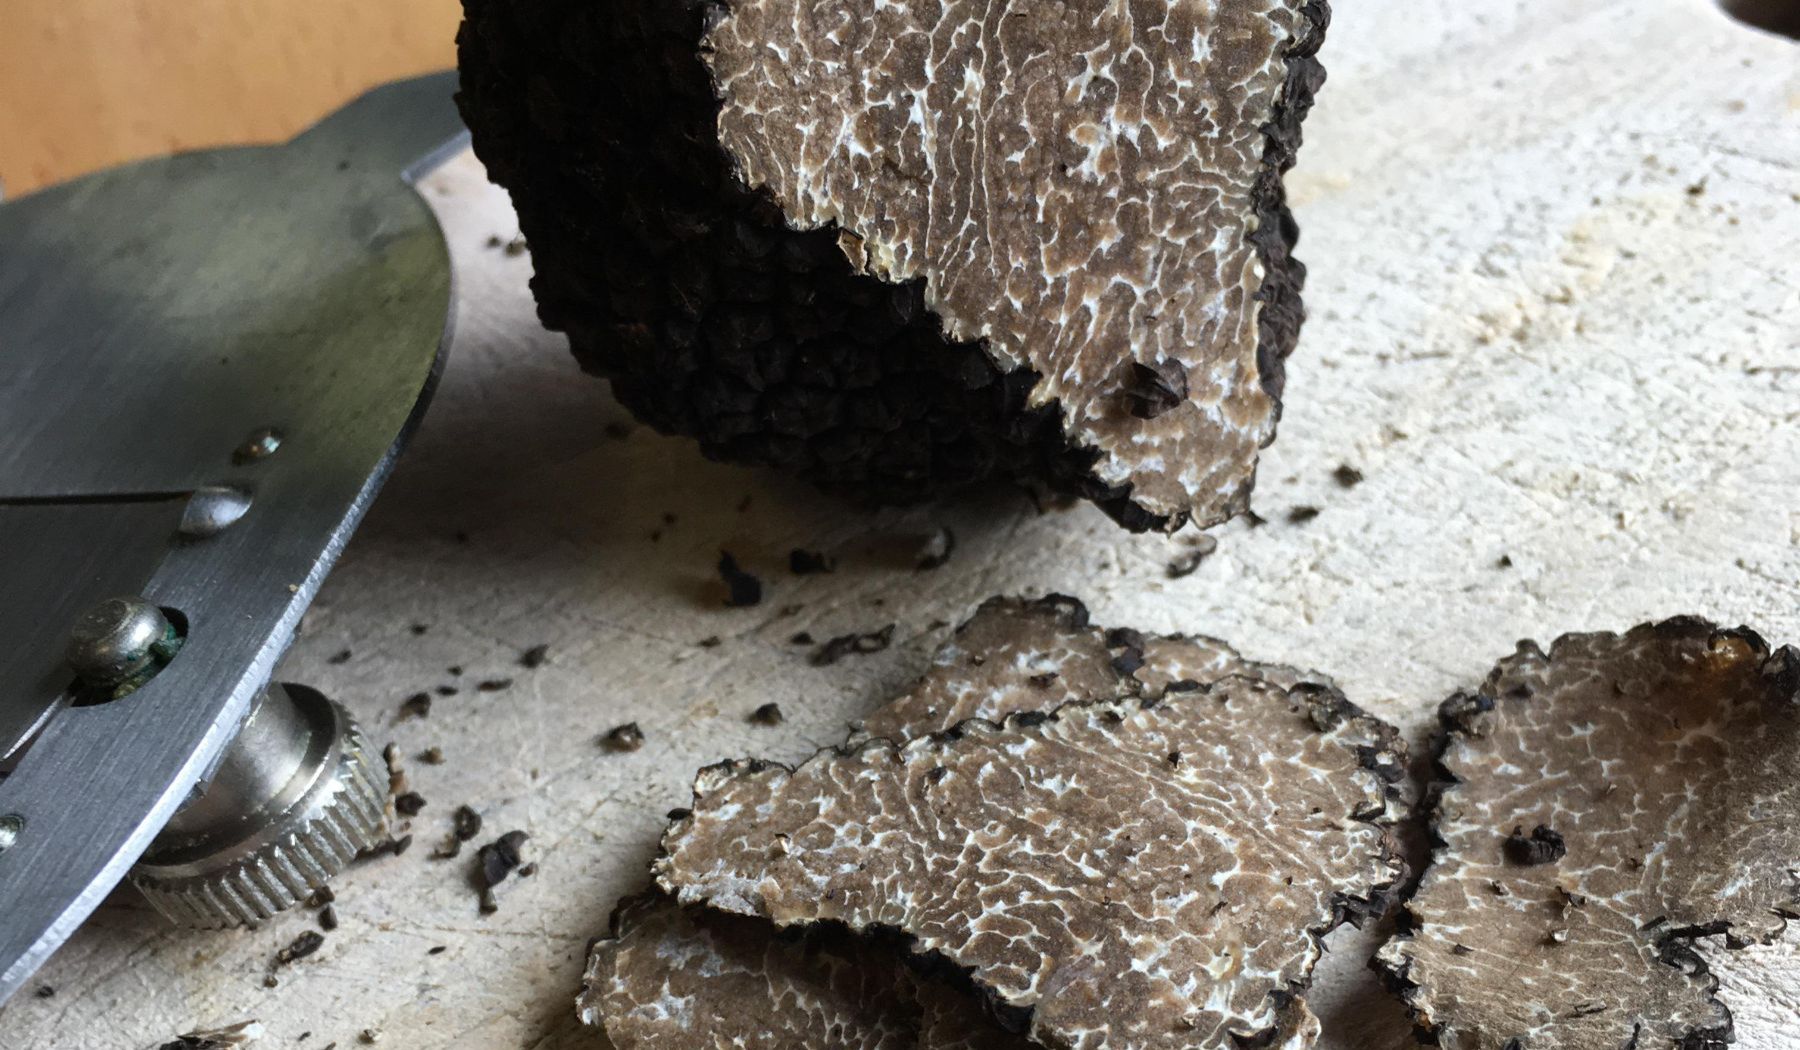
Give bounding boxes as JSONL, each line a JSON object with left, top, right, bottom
{"left": 0, "top": 0, "right": 460, "bottom": 197}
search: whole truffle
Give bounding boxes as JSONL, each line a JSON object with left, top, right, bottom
{"left": 1377, "top": 617, "right": 1800, "bottom": 1050}
{"left": 657, "top": 679, "right": 1405, "bottom": 1049}
{"left": 454, "top": 0, "right": 1329, "bottom": 531}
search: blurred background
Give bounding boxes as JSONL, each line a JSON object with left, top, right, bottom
{"left": 0, "top": 0, "right": 459, "bottom": 197}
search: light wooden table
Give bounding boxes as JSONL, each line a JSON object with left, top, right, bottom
{"left": 1, "top": 1, "right": 1796, "bottom": 1047}
{"left": 0, "top": 0, "right": 458, "bottom": 197}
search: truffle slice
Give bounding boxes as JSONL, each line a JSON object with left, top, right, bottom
{"left": 658, "top": 679, "right": 1405, "bottom": 1049}
{"left": 579, "top": 892, "right": 1035, "bottom": 1049}
{"left": 1377, "top": 618, "right": 1800, "bottom": 1050}
{"left": 859, "top": 593, "right": 1330, "bottom": 741}
{"left": 582, "top": 594, "right": 1338, "bottom": 1047}
{"left": 455, "top": 0, "right": 1329, "bottom": 531}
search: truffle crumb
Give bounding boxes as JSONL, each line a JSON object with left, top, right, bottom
{"left": 718, "top": 552, "right": 763, "bottom": 607}
{"left": 477, "top": 830, "right": 531, "bottom": 889}
{"left": 327, "top": 649, "right": 352, "bottom": 665}
{"left": 603, "top": 723, "right": 645, "bottom": 752}
{"left": 1287, "top": 505, "right": 1321, "bottom": 524}
{"left": 1121, "top": 359, "right": 1189, "bottom": 419}
{"left": 453, "top": 805, "right": 483, "bottom": 843}
{"left": 519, "top": 644, "right": 550, "bottom": 668}
{"left": 809, "top": 625, "right": 896, "bottom": 666}
{"left": 394, "top": 792, "right": 427, "bottom": 817}
{"left": 1502, "top": 824, "right": 1567, "bottom": 867}
{"left": 1332, "top": 464, "right": 1365, "bottom": 488}
{"left": 1166, "top": 535, "right": 1219, "bottom": 579}
{"left": 276, "top": 931, "right": 324, "bottom": 966}
{"left": 748, "top": 702, "right": 784, "bottom": 726}
{"left": 398, "top": 692, "right": 431, "bottom": 720}
{"left": 787, "top": 549, "right": 835, "bottom": 575}
{"left": 477, "top": 678, "right": 513, "bottom": 692}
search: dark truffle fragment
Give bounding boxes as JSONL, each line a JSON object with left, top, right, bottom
{"left": 1378, "top": 618, "right": 1800, "bottom": 1050}
{"left": 476, "top": 830, "right": 531, "bottom": 889}
{"left": 454, "top": 0, "right": 1330, "bottom": 532}
{"left": 748, "top": 702, "right": 784, "bottom": 726}
{"left": 453, "top": 804, "right": 483, "bottom": 843}
{"left": 787, "top": 549, "right": 835, "bottom": 575}
{"left": 808, "top": 625, "right": 895, "bottom": 667}
{"left": 276, "top": 931, "right": 324, "bottom": 966}
{"left": 658, "top": 679, "right": 1405, "bottom": 1050}
{"left": 604, "top": 723, "right": 646, "bottom": 752}
{"left": 717, "top": 552, "right": 763, "bottom": 608}
{"left": 398, "top": 692, "right": 432, "bottom": 720}
{"left": 1502, "top": 824, "right": 1567, "bottom": 867}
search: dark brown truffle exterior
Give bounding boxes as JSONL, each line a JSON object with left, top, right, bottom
{"left": 1377, "top": 617, "right": 1800, "bottom": 1050}
{"left": 454, "top": 0, "right": 1328, "bottom": 531}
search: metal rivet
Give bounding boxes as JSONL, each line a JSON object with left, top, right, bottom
{"left": 179, "top": 486, "right": 253, "bottom": 538}
{"left": 0, "top": 814, "right": 22, "bottom": 853}
{"left": 232, "top": 427, "right": 282, "bottom": 464}
{"left": 66, "top": 597, "right": 179, "bottom": 691}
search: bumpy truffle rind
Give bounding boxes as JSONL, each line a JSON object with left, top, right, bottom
{"left": 1376, "top": 617, "right": 1800, "bottom": 1050}
{"left": 454, "top": 0, "right": 1328, "bottom": 531}
{"left": 657, "top": 680, "right": 1405, "bottom": 1050}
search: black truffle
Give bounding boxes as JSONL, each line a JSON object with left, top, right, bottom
{"left": 1378, "top": 618, "right": 1800, "bottom": 1050}
{"left": 454, "top": 0, "right": 1329, "bottom": 532}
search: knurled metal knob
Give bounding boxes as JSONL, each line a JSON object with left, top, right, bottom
{"left": 129, "top": 682, "right": 388, "bottom": 928}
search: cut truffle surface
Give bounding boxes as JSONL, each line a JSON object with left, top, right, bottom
{"left": 582, "top": 593, "right": 1343, "bottom": 1048}
{"left": 657, "top": 677, "right": 1404, "bottom": 1049}
{"left": 859, "top": 593, "right": 1330, "bottom": 742}
{"left": 455, "top": 0, "right": 1329, "bottom": 530}
{"left": 579, "top": 892, "right": 1037, "bottom": 1050}
{"left": 1377, "top": 617, "right": 1800, "bottom": 1050}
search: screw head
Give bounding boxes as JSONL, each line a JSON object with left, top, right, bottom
{"left": 232, "top": 427, "right": 282, "bottom": 465}
{"left": 66, "top": 597, "right": 173, "bottom": 687}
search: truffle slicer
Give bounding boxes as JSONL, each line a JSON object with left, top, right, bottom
{"left": 0, "top": 73, "right": 466, "bottom": 1001}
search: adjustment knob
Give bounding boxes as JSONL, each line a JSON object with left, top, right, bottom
{"left": 130, "top": 682, "right": 387, "bottom": 927}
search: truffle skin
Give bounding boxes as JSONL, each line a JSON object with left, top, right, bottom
{"left": 454, "top": 0, "right": 1328, "bottom": 532}
{"left": 657, "top": 680, "right": 1406, "bottom": 1050}
{"left": 1377, "top": 617, "right": 1800, "bottom": 1050}
{"left": 579, "top": 892, "right": 1037, "bottom": 1050}
{"left": 857, "top": 592, "right": 1331, "bottom": 741}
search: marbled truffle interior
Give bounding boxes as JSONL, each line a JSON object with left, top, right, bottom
{"left": 1378, "top": 618, "right": 1800, "bottom": 1050}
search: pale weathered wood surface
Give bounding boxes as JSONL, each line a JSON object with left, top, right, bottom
{"left": 2, "top": 1, "right": 1795, "bottom": 1047}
